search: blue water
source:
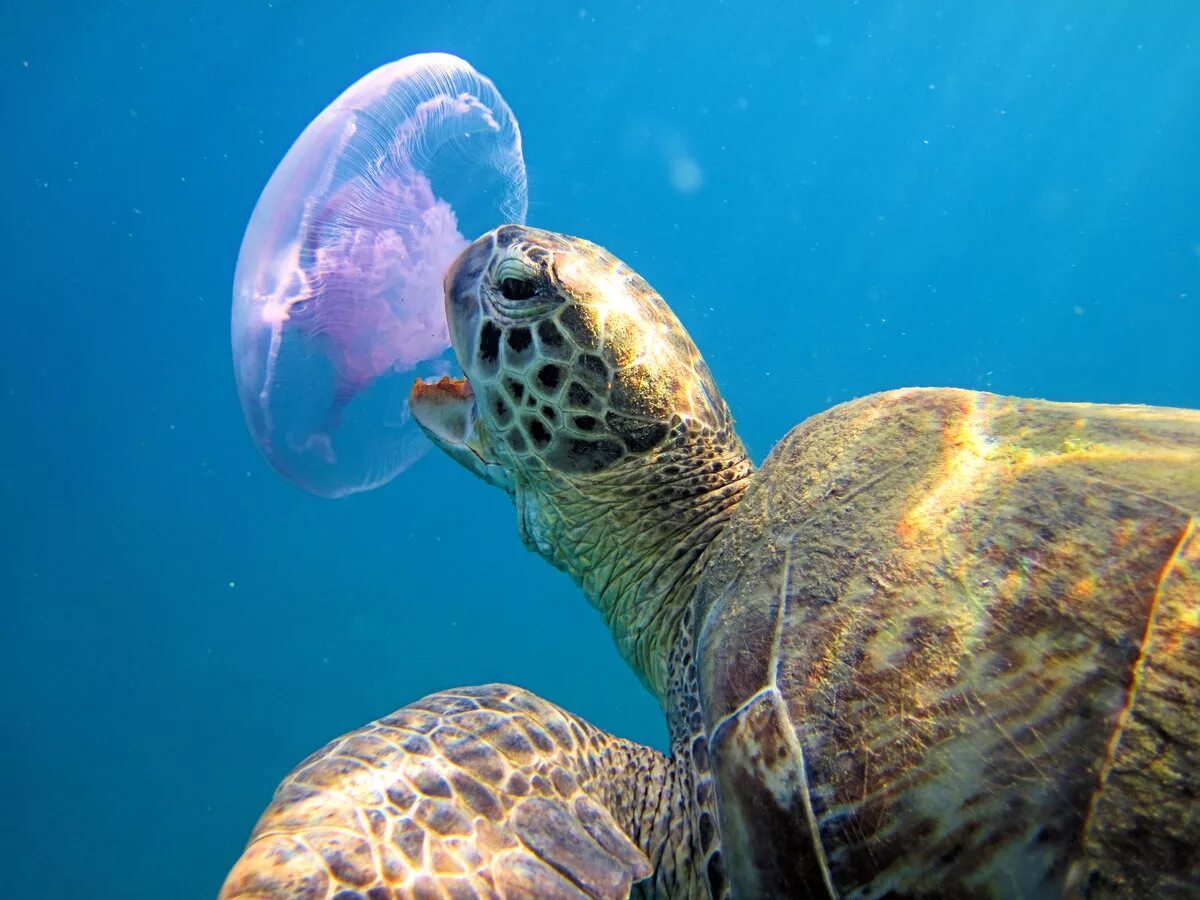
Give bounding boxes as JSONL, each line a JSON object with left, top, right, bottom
{"left": 4, "top": 3, "right": 1198, "bottom": 896}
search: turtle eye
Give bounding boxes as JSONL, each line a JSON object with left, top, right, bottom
{"left": 499, "top": 276, "right": 537, "bottom": 301}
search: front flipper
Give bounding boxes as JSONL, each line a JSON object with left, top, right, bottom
{"left": 220, "top": 685, "right": 672, "bottom": 899}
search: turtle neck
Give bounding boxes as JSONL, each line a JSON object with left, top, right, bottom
{"left": 515, "top": 417, "right": 754, "bottom": 705}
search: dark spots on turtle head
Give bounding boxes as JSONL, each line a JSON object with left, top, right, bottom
{"left": 525, "top": 417, "right": 551, "bottom": 450}
{"left": 537, "top": 318, "right": 564, "bottom": 346}
{"left": 572, "top": 414, "right": 598, "bottom": 433}
{"left": 559, "top": 302, "right": 598, "bottom": 350}
{"left": 505, "top": 771, "right": 530, "bottom": 795}
{"left": 577, "top": 353, "right": 610, "bottom": 390}
{"left": 503, "top": 377, "right": 525, "bottom": 403}
{"left": 478, "top": 320, "right": 501, "bottom": 367}
{"left": 366, "top": 888, "right": 391, "bottom": 900}
{"left": 536, "top": 363, "right": 562, "bottom": 394}
{"left": 507, "top": 326, "right": 532, "bottom": 354}
{"left": 567, "top": 381, "right": 597, "bottom": 411}
{"left": 507, "top": 429, "right": 527, "bottom": 454}
{"left": 540, "top": 405, "right": 558, "bottom": 423}
{"left": 491, "top": 392, "right": 513, "bottom": 427}
{"left": 535, "top": 319, "right": 571, "bottom": 360}
{"left": 606, "top": 411, "right": 669, "bottom": 454}
{"left": 332, "top": 891, "right": 365, "bottom": 900}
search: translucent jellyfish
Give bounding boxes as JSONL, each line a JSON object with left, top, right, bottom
{"left": 232, "top": 53, "right": 527, "bottom": 497}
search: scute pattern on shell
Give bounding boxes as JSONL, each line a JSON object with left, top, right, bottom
{"left": 695, "top": 388, "right": 1200, "bottom": 898}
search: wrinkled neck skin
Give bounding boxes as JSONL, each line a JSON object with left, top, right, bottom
{"left": 515, "top": 419, "right": 753, "bottom": 707}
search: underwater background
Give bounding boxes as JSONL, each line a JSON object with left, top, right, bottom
{"left": 4, "top": 2, "right": 1199, "bottom": 895}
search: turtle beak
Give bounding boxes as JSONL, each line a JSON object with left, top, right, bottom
{"left": 410, "top": 376, "right": 513, "bottom": 493}
{"left": 410, "top": 230, "right": 513, "bottom": 492}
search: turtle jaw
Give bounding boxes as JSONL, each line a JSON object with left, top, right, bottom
{"left": 409, "top": 375, "right": 513, "bottom": 492}
{"left": 409, "top": 230, "right": 514, "bottom": 491}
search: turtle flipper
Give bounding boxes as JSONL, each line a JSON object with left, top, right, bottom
{"left": 220, "top": 685, "right": 672, "bottom": 899}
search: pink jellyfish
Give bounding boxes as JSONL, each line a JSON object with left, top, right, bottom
{"left": 232, "top": 53, "right": 527, "bottom": 497}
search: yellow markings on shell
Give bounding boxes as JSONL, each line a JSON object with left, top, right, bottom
{"left": 901, "top": 395, "right": 1200, "bottom": 545}
{"left": 1024, "top": 441, "right": 1197, "bottom": 469}
{"left": 902, "top": 395, "right": 999, "bottom": 540}
{"left": 1072, "top": 575, "right": 1097, "bottom": 599}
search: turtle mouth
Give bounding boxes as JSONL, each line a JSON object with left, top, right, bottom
{"left": 409, "top": 228, "right": 487, "bottom": 452}
{"left": 407, "top": 229, "right": 515, "bottom": 492}
{"left": 409, "top": 374, "right": 513, "bottom": 492}
{"left": 410, "top": 373, "right": 477, "bottom": 449}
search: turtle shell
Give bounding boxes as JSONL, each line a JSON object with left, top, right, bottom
{"left": 695, "top": 388, "right": 1200, "bottom": 897}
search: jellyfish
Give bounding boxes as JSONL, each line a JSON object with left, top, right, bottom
{"left": 231, "top": 53, "right": 527, "bottom": 497}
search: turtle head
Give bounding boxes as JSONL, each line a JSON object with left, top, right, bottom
{"left": 411, "top": 225, "right": 751, "bottom": 696}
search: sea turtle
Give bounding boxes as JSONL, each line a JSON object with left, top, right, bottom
{"left": 221, "top": 226, "right": 1200, "bottom": 899}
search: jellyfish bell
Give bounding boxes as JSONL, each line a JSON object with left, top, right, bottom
{"left": 232, "top": 53, "right": 527, "bottom": 497}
